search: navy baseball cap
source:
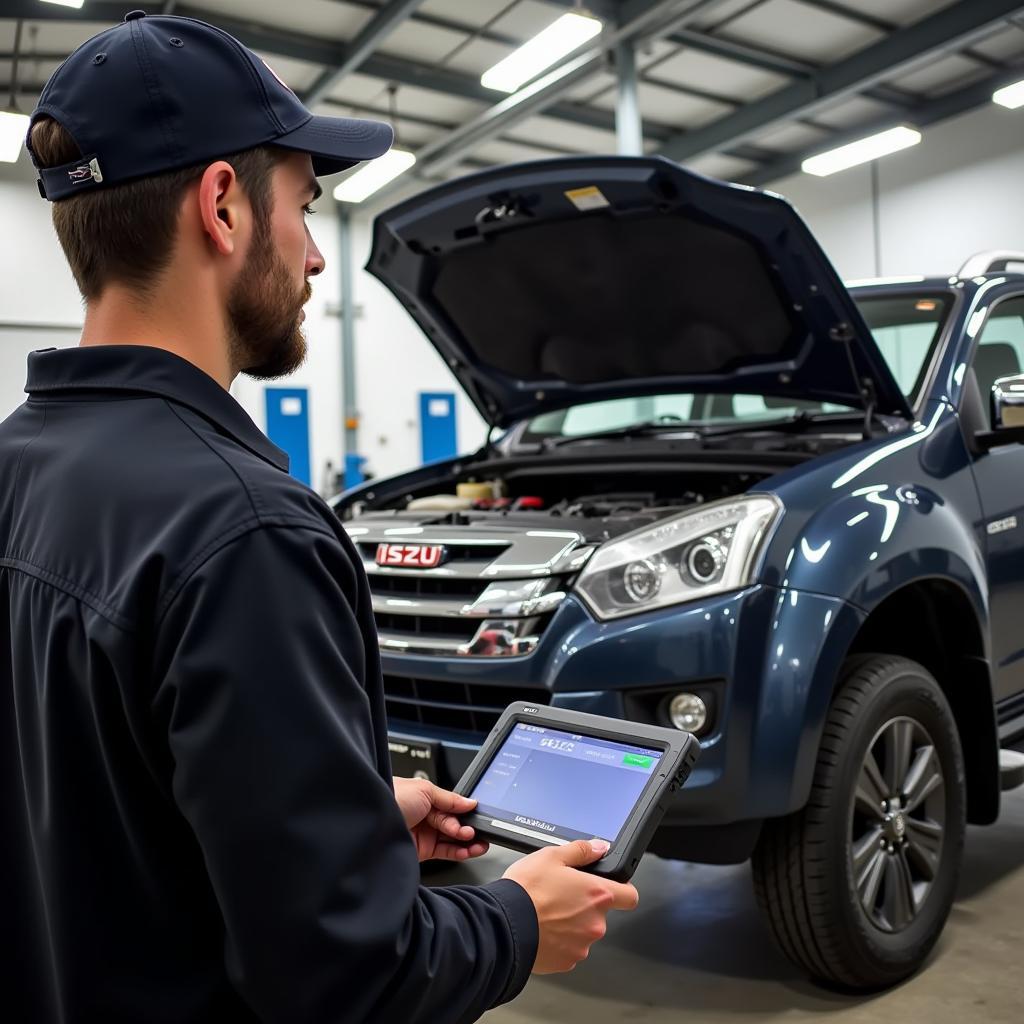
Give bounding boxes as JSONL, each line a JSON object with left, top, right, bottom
{"left": 28, "top": 10, "right": 393, "bottom": 201}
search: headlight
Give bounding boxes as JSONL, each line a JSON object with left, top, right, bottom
{"left": 575, "top": 495, "right": 781, "bottom": 620}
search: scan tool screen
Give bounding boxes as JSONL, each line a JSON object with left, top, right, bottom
{"left": 468, "top": 722, "right": 664, "bottom": 846}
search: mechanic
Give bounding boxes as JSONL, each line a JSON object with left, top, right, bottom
{"left": 0, "top": 13, "right": 639, "bottom": 1023}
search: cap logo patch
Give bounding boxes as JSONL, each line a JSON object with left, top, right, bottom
{"left": 68, "top": 157, "right": 103, "bottom": 186}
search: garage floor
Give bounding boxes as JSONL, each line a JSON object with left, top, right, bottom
{"left": 429, "top": 787, "right": 1024, "bottom": 1023}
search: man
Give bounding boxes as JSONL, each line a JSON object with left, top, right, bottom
{"left": 0, "top": 12, "right": 639, "bottom": 1024}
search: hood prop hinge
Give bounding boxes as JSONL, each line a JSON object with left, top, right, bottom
{"left": 830, "top": 321, "right": 878, "bottom": 439}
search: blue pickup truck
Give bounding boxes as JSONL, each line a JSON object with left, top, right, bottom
{"left": 333, "top": 156, "right": 1024, "bottom": 990}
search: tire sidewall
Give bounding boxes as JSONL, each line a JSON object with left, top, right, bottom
{"left": 821, "top": 660, "right": 966, "bottom": 983}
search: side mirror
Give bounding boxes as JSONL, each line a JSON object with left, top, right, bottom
{"left": 993, "top": 373, "right": 1024, "bottom": 429}
{"left": 977, "top": 373, "right": 1024, "bottom": 450}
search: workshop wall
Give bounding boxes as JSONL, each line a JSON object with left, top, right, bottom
{"left": 774, "top": 101, "right": 1024, "bottom": 282}
{"left": 2, "top": 97, "right": 1022, "bottom": 491}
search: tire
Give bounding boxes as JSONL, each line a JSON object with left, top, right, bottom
{"left": 751, "top": 654, "right": 966, "bottom": 990}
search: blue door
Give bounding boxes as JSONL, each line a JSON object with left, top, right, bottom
{"left": 265, "top": 387, "right": 311, "bottom": 486}
{"left": 419, "top": 391, "right": 458, "bottom": 464}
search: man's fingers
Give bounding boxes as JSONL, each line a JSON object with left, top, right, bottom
{"left": 552, "top": 839, "right": 610, "bottom": 868}
{"left": 424, "top": 784, "right": 477, "bottom": 814}
{"left": 426, "top": 809, "right": 475, "bottom": 841}
{"left": 608, "top": 882, "right": 640, "bottom": 911}
{"left": 432, "top": 840, "right": 489, "bottom": 862}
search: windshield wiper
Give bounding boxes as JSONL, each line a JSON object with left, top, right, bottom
{"left": 546, "top": 412, "right": 823, "bottom": 448}
{"left": 544, "top": 408, "right": 895, "bottom": 449}
{"left": 545, "top": 415, "right": 695, "bottom": 448}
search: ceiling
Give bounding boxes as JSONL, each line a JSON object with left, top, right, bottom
{"left": 3, "top": 0, "right": 1024, "bottom": 200}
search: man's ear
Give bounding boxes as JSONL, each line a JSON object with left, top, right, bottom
{"left": 197, "top": 161, "right": 245, "bottom": 257}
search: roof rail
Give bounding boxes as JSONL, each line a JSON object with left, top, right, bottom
{"left": 958, "top": 251, "right": 1024, "bottom": 277}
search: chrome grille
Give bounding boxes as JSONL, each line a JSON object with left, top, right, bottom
{"left": 365, "top": 575, "right": 488, "bottom": 602}
{"left": 384, "top": 674, "right": 552, "bottom": 735}
{"left": 346, "top": 522, "right": 594, "bottom": 659}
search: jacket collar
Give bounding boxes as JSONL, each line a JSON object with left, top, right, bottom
{"left": 25, "top": 345, "right": 290, "bottom": 472}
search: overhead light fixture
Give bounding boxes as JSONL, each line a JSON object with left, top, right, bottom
{"left": 333, "top": 149, "right": 416, "bottom": 203}
{"left": 481, "top": 11, "right": 602, "bottom": 93}
{"left": 2, "top": 19, "right": 29, "bottom": 164}
{"left": 993, "top": 79, "right": 1024, "bottom": 110}
{"left": 40, "top": 0, "right": 86, "bottom": 8}
{"left": 801, "top": 126, "right": 921, "bottom": 177}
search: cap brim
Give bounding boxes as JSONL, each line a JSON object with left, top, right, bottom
{"left": 275, "top": 114, "right": 394, "bottom": 177}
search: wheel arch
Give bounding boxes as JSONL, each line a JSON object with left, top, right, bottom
{"left": 845, "top": 577, "right": 999, "bottom": 825}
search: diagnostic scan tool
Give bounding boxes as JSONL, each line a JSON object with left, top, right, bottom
{"left": 455, "top": 703, "right": 700, "bottom": 881}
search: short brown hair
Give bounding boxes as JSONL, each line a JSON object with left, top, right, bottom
{"left": 30, "top": 117, "right": 285, "bottom": 300}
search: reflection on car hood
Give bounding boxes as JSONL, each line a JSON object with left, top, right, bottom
{"left": 368, "top": 156, "right": 911, "bottom": 427}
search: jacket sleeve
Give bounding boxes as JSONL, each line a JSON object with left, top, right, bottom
{"left": 151, "top": 523, "right": 538, "bottom": 1024}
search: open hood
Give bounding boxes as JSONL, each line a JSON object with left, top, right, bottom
{"left": 367, "top": 156, "right": 911, "bottom": 428}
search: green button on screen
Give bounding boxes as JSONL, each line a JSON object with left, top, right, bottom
{"left": 622, "top": 754, "right": 654, "bottom": 769}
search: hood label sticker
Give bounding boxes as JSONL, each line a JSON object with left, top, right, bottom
{"left": 564, "top": 185, "right": 610, "bottom": 212}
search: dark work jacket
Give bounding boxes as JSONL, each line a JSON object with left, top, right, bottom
{"left": 0, "top": 345, "right": 537, "bottom": 1024}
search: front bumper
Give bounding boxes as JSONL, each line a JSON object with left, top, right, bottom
{"left": 384, "top": 584, "right": 864, "bottom": 825}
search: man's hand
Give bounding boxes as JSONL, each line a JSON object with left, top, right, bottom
{"left": 393, "top": 777, "right": 490, "bottom": 863}
{"left": 503, "top": 840, "right": 639, "bottom": 974}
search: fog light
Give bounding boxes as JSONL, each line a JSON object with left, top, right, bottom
{"left": 668, "top": 692, "right": 708, "bottom": 733}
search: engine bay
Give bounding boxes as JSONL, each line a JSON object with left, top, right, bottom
{"left": 350, "top": 464, "right": 776, "bottom": 544}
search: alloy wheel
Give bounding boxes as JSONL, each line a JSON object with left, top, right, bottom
{"left": 849, "top": 716, "right": 946, "bottom": 933}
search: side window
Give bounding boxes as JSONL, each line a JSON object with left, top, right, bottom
{"left": 973, "top": 297, "right": 1024, "bottom": 426}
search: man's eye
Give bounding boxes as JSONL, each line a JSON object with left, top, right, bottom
{"left": 303, "top": 204, "right": 316, "bottom": 216}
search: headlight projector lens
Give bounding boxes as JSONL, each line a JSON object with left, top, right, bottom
{"left": 685, "top": 537, "right": 726, "bottom": 584}
{"left": 668, "top": 692, "right": 708, "bottom": 733}
{"left": 622, "top": 559, "right": 661, "bottom": 603}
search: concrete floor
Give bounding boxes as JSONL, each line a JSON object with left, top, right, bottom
{"left": 428, "top": 786, "right": 1024, "bottom": 1023}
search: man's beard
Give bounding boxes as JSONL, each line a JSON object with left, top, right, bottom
{"left": 228, "top": 222, "right": 311, "bottom": 380}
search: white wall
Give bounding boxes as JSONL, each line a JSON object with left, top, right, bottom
{"left": 770, "top": 101, "right": 1024, "bottom": 281}
{"left": 0, "top": 156, "right": 85, "bottom": 413}
{"left": 347, "top": 217, "right": 486, "bottom": 481}
{"left": 0, "top": 152, "right": 481, "bottom": 492}
{"left": 3, "top": 98, "right": 1023, "bottom": 486}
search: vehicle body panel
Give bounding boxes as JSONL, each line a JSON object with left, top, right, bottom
{"left": 367, "top": 157, "right": 911, "bottom": 426}
{"left": 339, "top": 234, "right": 1024, "bottom": 853}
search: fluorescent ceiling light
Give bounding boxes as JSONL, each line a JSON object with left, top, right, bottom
{"left": 0, "top": 110, "right": 30, "bottom": 164}
{"left": 481, "top": 12, "right": 602, "bottom": 93}
{"left": 801, "top": 126, "right": 921, "bottom": 177}
{"left": 40, "top": 0, "right": 85, "bottom": 8}
{"left": 333, "top": 149, "right": 416, "bottom": 203}
{"left": 993, "top": 79, "right": 1024, "bottom": 110}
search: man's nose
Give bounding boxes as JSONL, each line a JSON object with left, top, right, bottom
{"left": 306, "top": 225, "right": 325, "bottom": 277}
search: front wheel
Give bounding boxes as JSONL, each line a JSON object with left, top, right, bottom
{"left": 751, "top": 655, "right": 966, "bottom": 990}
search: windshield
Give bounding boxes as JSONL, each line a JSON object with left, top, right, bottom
{"left": 524, "top": 291, "right": 952, "bottom": 439}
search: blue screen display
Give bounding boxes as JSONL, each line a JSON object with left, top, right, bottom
{"left": 469, "top": 723, "right": 663, "bottom": 845}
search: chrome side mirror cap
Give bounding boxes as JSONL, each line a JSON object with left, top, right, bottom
{"left": 992, "top": 373, "right": 1024, "bottom": 430}
{"left": 976, "top": 373, "right": 1024, "bottom": 451}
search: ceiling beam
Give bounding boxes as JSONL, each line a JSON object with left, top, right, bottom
{"left": 656, "top": 0, "right": 1024, "bottom": 164}
{"left": 303, "top": 0, "right": 426, "bottom": 107}
{"left": 667, "top": 25, "right": 812, "bottom": 77}
{"left": 390, "top": 0, "right": 738, "bottom": 183}
{"left": 0, "top": 1, "right": 683, "bottom": 143}
{"left": 319, "top": 98, "right": 597, "bottom": 157}
{"left": 331, "top": 0, "right": 522, "bottom": 50}
{"left": 742, "top": 68, "right": 1023, "bottom": 187}
{"left": 664, "top": 27, "right": 923, "bottom": 111}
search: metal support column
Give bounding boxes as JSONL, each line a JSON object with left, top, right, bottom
{"left": 615, "top": 38, "right": 643, "bottom": 156}
{"left": 339, "top": 209, "right": 359, "bottom": 462}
